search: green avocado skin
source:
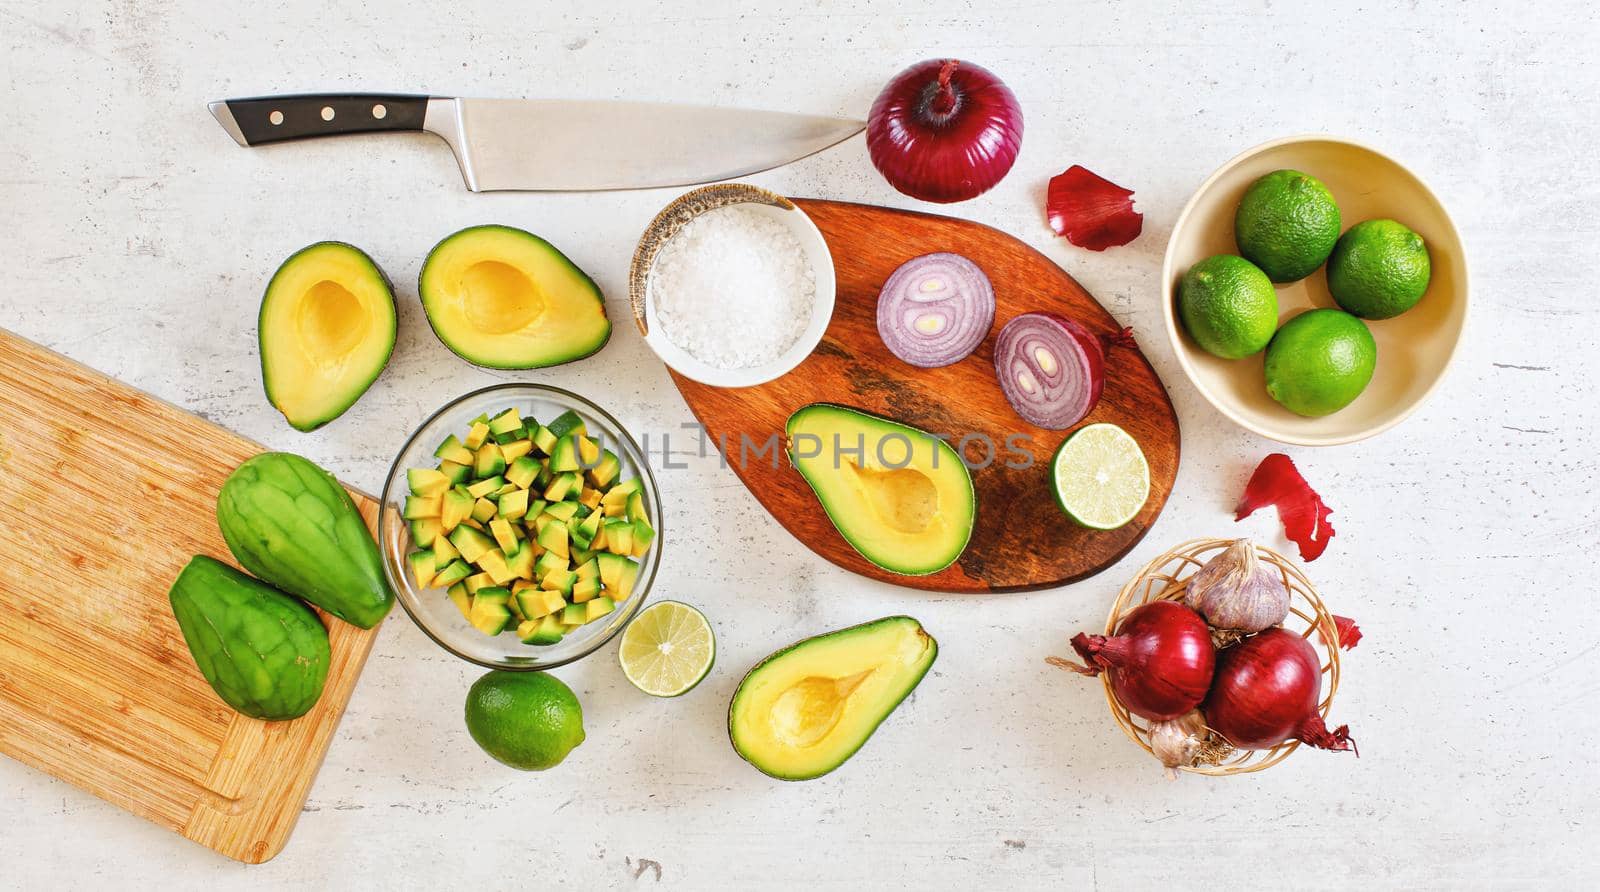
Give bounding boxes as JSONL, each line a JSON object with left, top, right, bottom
{"left": 217, "top": 452, "right": 394, "bottom": 629}
{"left": 168, "top": 555, "right": 330, "bottom": 721}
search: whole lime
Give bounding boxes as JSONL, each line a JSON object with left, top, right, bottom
{"left": 464, "top": 670, "right": 585, "bottom": 771}
{"left": 1326, "top": 219, "right": 1431, "bottom": 319}
{"left": 1178, "top": 254, "right": 1279, "bottom": 359}
{"left": 1234, "top": 169, "right": 1341, "bottom": 283}
{"left": 1264, "top": 309, "right": 1377, "bottom": 417}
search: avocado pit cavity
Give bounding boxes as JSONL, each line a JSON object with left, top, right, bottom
{"left": 460, "top": 259, "right": 546, "bottom": 334}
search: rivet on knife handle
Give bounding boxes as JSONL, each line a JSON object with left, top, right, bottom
{"left": 209, "top": 93, "right": 429, "bottom": 147}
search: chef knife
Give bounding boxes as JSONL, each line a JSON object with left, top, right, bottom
{"left": 208, "top": 93, "right": 863, "bottom": 192}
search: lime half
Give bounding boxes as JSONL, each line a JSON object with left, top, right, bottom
{"left": 1050, "top": 423, "right": 1150, "bottom": 530}
{"left": 618, "top": 601, "right": 715, "bottom": 697}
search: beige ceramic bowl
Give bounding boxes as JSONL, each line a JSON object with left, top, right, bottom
{"left": 1163, "top": 135, "right": 1468, "bottom": 446}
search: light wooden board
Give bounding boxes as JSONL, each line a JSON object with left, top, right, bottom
{"left": 0, "top": 329, "right": 382, "bottom": 863}
{"left": 669, "top": 199, "right": 1180, "bottom": 592}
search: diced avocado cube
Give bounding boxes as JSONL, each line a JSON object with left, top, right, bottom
{"left": 596, "top": 553, "right": 640, "bottom": 599}
{"left": 531, "top": 512, "right": 554, "bottom": 535}
{"left": 432, "top": 528, "right": 461, "bottom": 563}
{"left": 474, "top": 442, "right": 506, "bottom": 479}
{"left": 506, "top": 543, "right": 537, "bottom": 581}
{"left": 469, "top": 588, "right": 512, "bottom": 636}
{"left": 440, "top": 487, "right": 474, "bottom": 532}
{"left": 464, "top": 421, "right": 491, "bottom": 450}
{"left": 434, "top": 434, "right": 475, "bottom": 466}
{"left": 477, "top": 548, "right": 517, "bottom": 586}
{"left": 500, "top": 439, "right": 534, "bottom": 464}
{"left": 603, "top": 520, "right": 633, "bottom": 555}
{"left": 574, "top": 558, "right": 600, "bottom": 582}
{"left": 410, "top": 518, "right": 442, "bottom": 549}
{"left": 489, "top": 517, "right": 520, "bottom": 554}
{"left": 577, "top": 487, "right": 603, "bottom": 510}
{"left": 543, "top": 472, "right": 581, "bottom": 502}
{"left": 577, "top": 435, "right": 601, "bottom": 468}
{"left": 432, "top": 559, "right": 473, "bottom": 588}
{"left": 465, "top": 476, "right": 503, "bottom": 499}
{"left": 601, "top": 476, "right": 641, "bottom": 506}
{"left": 544, "top": 500, "right": 580, "bottom": 522}
{"left": 525, "top": 499, "right": 548, "bottom": 520}
{"left": 560, "top": 603, "right": 588, "bottom": 626}
{"left": 488, "top": 407, "right": 523, "bottom": 435}
{"left": 492, "top": 482, "right": 520, "bottom": 499}
{"left": 439, "top": 459, "right": 471, "bottom": 485}
{"left": 575, "top": 509, "right": 604, "bottom": 544}
{"left": 630, "top": 521, "right": 656, "bottom": 557}
{"left": 497, "top": 488, "right": 530, "bottom": 521}
{"left": 447, "top": 583, "right": 473, "bottom": 620}
{"left": 463, "top": 571, "right": 494, "bottom": 594}
{"left": 471, "top": 497, "right": 498, "bottom": 524}
{"left": 540, "top": 567, "right": 576, "bottom": 595}
{"left": 536, "top": 460, "right": 555, "bottom": 487}
{"left": 537, "top": 521, "right": 570, "bottom": 560}
{"left": 408, "top": 549, "right": 436, "bottom": 588}
{"left": 627, "top": 491, "right": 648, "bottom": 524}
{"left": 531, "top": 424, "right": 558, "bottom": 455}
{"left": 505, "top": 456, "right": 541, "bottom": 489}
{"left": 549, "top": 434, "right": 581, "bottom": 473}
{"left": 516, "top": 586, "right": 564, "bottom": 619}
{"left": 403, "top": 493, "right": 443, "bottom": 520}
{"left": 583, "top": 596, "right": 616, "bottom": 623}
{"left": 571, "top": 576, "right": 601, "bottom": 604}
{"left": 448, "top": 525, "right": 494, "bottom": 564}
{"left": 469, "top": 413, "right": 490, "bottom": 425}
{"left": 408, "top": 467, "right": 452, "bottom": 497}
{"left": 518, "top": 613, "right": 566, "bottom": 646}
{"left": 493, "top": 430, "right": 521, "bottom": 445}
{"left": 534, "top": 550, "right": 567, "bottom": 579}
{"left": 547, "top": 409, "right": 587, "bottom": 440}
{"left": 570, "top": 524, "right": 594, "bottom": 552}
{"left": 506, "top": 591, "right": 525, "bottom": 622}
{"left": 569, "top": 547, "right": 596, "bottom": 566}
{"left": 587, "top": 450, "right": 621, "bottom": 489}
{"left": 460, "top": 517, "right": 485, "bottom": 531}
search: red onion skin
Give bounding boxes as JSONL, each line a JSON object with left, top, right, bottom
{"left": 867, "top": 59, "right": 1023, "bottom": 204}
{"left": 993, "top": 313, "right": 1106, "bottom": 429}
{"left": 1202, "top": 628, "right": 1356, "bottom": 753}
{"left": 1069, "top": 601, "right": 1216, "bottom": 722}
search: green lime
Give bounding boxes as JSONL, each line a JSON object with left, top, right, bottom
{"left": 1326, "top": 219, "right": 1431, "bottom": 319}
{"left": 618, "top": 601, "right": 715, "bottom": 697}
{"left": 1050, "top": 423, "right": 1150, "bottom": 530}
{"left": 1234, "top": 169, "right": 1341, "bottom": 283}
{"left": 1178, "top": 254, "right": 1279, "bottom": 359}
{"left": 464, "top": 670, "right": 585, "bottom": 771}
{"left": 1263, "top": 309, "right": 1377, "bottom": 417}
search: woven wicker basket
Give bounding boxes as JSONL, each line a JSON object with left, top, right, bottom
{"left": 1094, "top": 537, "right": 1345, "bottom": 776}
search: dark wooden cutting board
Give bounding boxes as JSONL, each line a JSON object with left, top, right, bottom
{"left": 667, "top": 199, "right": 1180, "bottom": 592}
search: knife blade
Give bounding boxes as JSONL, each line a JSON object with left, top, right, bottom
{"left": 208, "top": 93, "right": 864, "bottom": 192}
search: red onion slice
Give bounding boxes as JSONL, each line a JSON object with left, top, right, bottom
{"left": 993, "top": 312, "right": 1105, "bottom": 429}
{"left": 876, "top": 252, "right": 995, "bottom": 368}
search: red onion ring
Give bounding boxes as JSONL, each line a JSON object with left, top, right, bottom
{"left": 993, "top": 312, "right": 1105, "bottom": 429}
{"left": 875, "top": 252, "right": 995, "bottom": 368}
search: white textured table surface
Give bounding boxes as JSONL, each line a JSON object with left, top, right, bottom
{"left": 2, "top": 1, "right": 1596, "bottom": 888}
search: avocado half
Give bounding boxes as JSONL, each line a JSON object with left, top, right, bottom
{"left": 729, "top": 616, "right": 937, "bottom": 781}
{"left": 786, "top": 403, "right": 975, "bottom": 576}
{"left": 418, "top": 224, "right": 611, "bottom": 369}
{"left": 259, "top": 241, "right": 397, "bottom": 432}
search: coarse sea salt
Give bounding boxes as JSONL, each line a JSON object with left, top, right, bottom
{"left": 652, "top": 204, "right": 816, "bottom": 370}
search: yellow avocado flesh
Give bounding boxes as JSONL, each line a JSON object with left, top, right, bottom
{"left": 260, "top": 242, "right": 396, "bottom": 432}
{"left": 419, "top": 225, "right": 611, "bottom": 369}
{"left": 787, "top": 404, "right": 975, "bottom": 576}
{"left": 729, "top": 616, "right": 937, "bottom": 781}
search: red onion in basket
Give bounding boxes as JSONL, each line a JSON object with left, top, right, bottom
{"left": 876, "top": 252, "right": 995, "bottom": 367}
{"left": 992, "top": 312, "right": 1106, "bottom": 429}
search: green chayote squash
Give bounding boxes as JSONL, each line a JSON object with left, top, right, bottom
{"left": 217, "top": 452, "right": 393, "bottom": 629}
{"left": 168, "top": 555, "right": 330, "bottom": 721}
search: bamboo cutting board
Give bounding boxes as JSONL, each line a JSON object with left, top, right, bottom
{"left": 668, "top": 199, "right": 1180, "bottom": 592}
{"left": 0, "top": 330, "right": 382, "bottom": 863}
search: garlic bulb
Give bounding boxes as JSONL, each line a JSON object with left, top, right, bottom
{"left": 1184, "top": 539, "right": 1290, "bottom": 633}
{"left": 1148, "top": 710, "right": 1209, "bottom": 780}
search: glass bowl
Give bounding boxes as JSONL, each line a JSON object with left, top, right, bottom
{"left": 378, "top": 383, "right": 662, "bottom": 670}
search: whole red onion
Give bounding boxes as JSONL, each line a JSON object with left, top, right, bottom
{"left": 1057, "top": 600, "right": 1216, "bottom": 722}
{"left": 867, "top": 59, "right": 1023, "bottom": 203}
{"left": 1202, "top": 627, "right": 1356, "bottom": 753}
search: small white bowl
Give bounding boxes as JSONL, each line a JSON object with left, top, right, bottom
{"left": 628, "top": 183, "right": 835, "bottom": 388}
{"left": 1162, "top": 135, "right": 1469, "bottom": 446}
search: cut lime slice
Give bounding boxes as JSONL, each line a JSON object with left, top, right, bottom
{"left": 1050, "top": 423, "right": 1150, "bottom": 530}
{"left": 618, "top": 601, "right": 714, "bottom": 697}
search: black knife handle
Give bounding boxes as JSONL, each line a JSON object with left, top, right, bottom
{"left": 214, "top": 93, "right": 430, "bottom": 146}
